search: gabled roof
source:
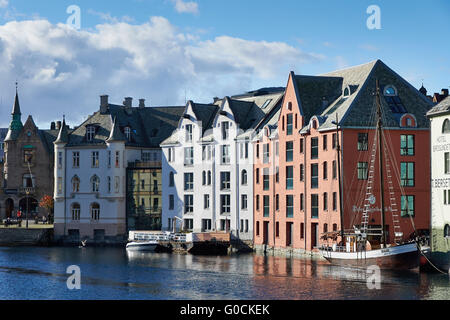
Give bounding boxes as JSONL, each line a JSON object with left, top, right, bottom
{"left": 427, "top": 96, "right": 450, "bottom": 117}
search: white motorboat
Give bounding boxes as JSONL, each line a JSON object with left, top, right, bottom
{"left": 126, "top": 240, "right": 158, "bottom": 252}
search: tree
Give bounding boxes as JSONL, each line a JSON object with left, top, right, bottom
{"left": 39, "top": 195, "right": 54, "bottom": 223}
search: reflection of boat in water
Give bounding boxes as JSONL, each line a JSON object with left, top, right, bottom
{"left": 126, "top": 241, "right": 158, "bottom": 252}
{"left": 319, "top": 80, "right": 419, "bottom": 270}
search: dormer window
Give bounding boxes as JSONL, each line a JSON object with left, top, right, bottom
{"left": 185, "top": 124, "right": 193, "bottom": 142}
{"left": 343, "top": 87, "right": 350, "bottom": 97}
{"left": 124, "top": 126, "right": 131, "bottom": 140}
{"left": 86, "top": 126, "right": 96, "bottom": 142}
{"left": 221, "top": 121, "right": 230, "bottom": 140}
{"left": 384, "top": 85, "right": 397, "bottom": 96}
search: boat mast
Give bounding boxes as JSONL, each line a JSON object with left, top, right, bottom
{"left": 335, "top": 114, "right": 345, "bottom": 244}
{"left": 376, "top": 79, "right": 387, "bottom": 247}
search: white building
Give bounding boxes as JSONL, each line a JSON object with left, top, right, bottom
{"left": 53, "top": 96, "right": 184, "bottom": 243}
{"left": 427, "top": 96, "right": 450, "bottom": 272}
{"left": 161, "top": 89, "right": 284, "bottom": 242}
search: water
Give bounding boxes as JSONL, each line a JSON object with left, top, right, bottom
{"left": 0, "top": 247, "right": 448, "bottom": 300}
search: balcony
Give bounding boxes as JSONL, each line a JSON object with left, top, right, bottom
{"left": 19, "top": 187, "right": 36, "bottom": 195}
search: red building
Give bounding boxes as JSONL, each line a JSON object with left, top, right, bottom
{"left": 253, "top": 60, "right": 433, "bottom": 254}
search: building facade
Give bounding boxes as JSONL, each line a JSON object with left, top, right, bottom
{"left": 161, "top": 89, "right": 284, "bottom": 242}
{"left": 0, "top": 89, "right": 58, "bottom": 220}
{"left": 253, "top": 60, "right": 433, "bottom": 254}
{"left": 427, "top": 96, "right": 450, "bottom": 272}
{"left": 53, "top": 95, "right": 184, "bottom": 243}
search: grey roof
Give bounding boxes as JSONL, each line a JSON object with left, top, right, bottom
{"left": 54, "top": 118, "right": 70, "bottom": 144}
{"left": 106, "top": 117, "right": 127, "bottom": 143}
{"left": 65, "top": 103, "right": 185, "bottom": 148}
{"left": 427, "top": 96, "right": 450, "bottom": 117}
{"left": 295, "top": 60, "right": 433, "bottom": 132}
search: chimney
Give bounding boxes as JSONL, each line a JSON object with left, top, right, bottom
{"left": 56, "top": 121, "right": 61, "bottom": 130}
{"left": 213, "top": 97, "right": 219, "bottom": 103}
{"left": 50, "top": 122, "right": 56, "bottom": 130}
{"left": 139, "top": 99, "right": 146, "bottom": 108}
{"left": 100, "top": 95, "right": 109, "bottom": 114}
{"left": 123, "top": 97, "right": 133, "bottom": 108}
{"left": 441, "top": 89, "right": 449, "bottom": 97}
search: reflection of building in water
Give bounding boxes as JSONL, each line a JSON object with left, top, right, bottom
{"left": 427, "top": 96, "right": 450, "bottom": 272}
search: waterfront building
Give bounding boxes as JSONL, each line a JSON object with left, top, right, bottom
{"left": 0, "top": 128, "right": 8, "bottom": 162}
{"left": 53, "top": 96, "right": 184, "bottom": 242}
{"left": 253, "top": 60, "right": 433, "bottom": 254}
{"left": 160, "top": 88, "right": 284, "bottom": 243}
{"left": 426, "top": 96, "right": 450, "bottom": 272}
{"left": 0, "top": 88, "right": 59, "bottom": 220}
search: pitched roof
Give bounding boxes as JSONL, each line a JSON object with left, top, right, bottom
{"left": 427, "top": 96, "right": 450, "bottom": 117}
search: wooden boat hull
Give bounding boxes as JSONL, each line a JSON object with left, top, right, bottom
{"left": 319, "top": 243, "right": 419, "bottom": 270}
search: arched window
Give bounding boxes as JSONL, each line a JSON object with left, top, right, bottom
{"left": 71, "top": 203, "right": 80, "bottom": 221}
{"left": 343, "top": 87, "right": 350, "bottom": 97}
{"left": 202, "top": 171, "right": 206, "bottom": 185}
{"left": 207, "top": 170, "right": 212, "bottom": 185}
{"left": 442, "top": 119, "right": 450, "bottom": 134}
{"left": 91, "top": 203, "right": 100, "bottom": 221}
{"left": 169, "top": 172, "right": 175, "bottom": 187}
{"left": 384, "top": 85, "right": 397, "bottom": 96}
{"left": 287, "top": 102, "right": 292, "bottom": 111}
{"left": 241, "top": 170, "right": 248, "bottom": 185}
{"left": 72, "top": 176, "right": 80, "bottom": 193}
{"left": 91, "top": 175, "right": 100, "bottom": 193}
{"left": 445, "top": 224, "right": 450, "bottom": 238}
{"left": 323, "top": 223, "right": 328, "bottom": 233}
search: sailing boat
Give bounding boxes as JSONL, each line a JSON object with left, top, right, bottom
{"left": 319, "top": 79, "right": 419, "bottom": 270}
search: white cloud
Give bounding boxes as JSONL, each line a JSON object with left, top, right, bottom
{"left": 171, "top": 0, "right": 199, "bottom": 14}
{"left": 0, "top": 17, "right": 324, "bottom": 128}
{"left": 0, "top": 0, "right": 8, "bottom": 9}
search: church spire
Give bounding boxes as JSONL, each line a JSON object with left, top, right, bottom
{"left": 5, "top": 81, "right": 23, "bottom": 141}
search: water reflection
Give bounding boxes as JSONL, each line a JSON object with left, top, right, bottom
{"left": 0, "top": 247, "right": 448, "bottom": 300}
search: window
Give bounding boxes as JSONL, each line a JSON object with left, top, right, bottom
{"left": 263, "top": 168, "right": 269, "bottom": 190}
{"left": 168, "top": 147, "right": 175, "bottom": 163}
{"left": 86, "top": 126, "right": 95, "bottom": 141}
{"left": 275, "top": 194, "right": 279, "bottom": 211}
{"left": 23, "top": 149, "right": 33, "bottom": 164}
{"left": 256, "top": 143, "right": 260, "bottom": 159}
{"left": 91, "top": 203, "right": 100, "bottom": 221}
{"left": 115, "top": 176, "right": 120, "bottom": 193}
{"left": 263, "top": 195, "right": 270, "bottom": 217}
{"left": 71, "top": 203, "right": 80, "bottom": 221}
{"left": 124, "top": 127, "right": 131, "bottom": 140}
{"left": 107, "top": 176, "right": 111, "bottom": 193}
{"left": 286, "top": 114, "right": 293, "bottom": 135}
{"left": 358, "top": 133, "right": 368, "bottom": 151}
{"left": 72, "top": 152, "right": 80, "bottom": 168}
{"left": 286, "top": 166, "right": 293, "bottom": 190}
{"left": 276, "top": 222, "right": 279, "bottom": 238}
{"left": 169, "top": 172, "right": 175, "bottom": 187}
{"left": 202, "top": 171, "right": 206, "bottom": 185}
{"left": 204, "top": 194, "right": 210, "bottom": 209}
{"left": 400, "top": 135, "right": 415, "bottom": 156}
{"left": 311, "top": 164, "right": 318, "bottom": 189}
{"left": 333, "top": 192, "right": 337, "bottom": 211}
{"left": 275, "top": 166, "right": 279, "bottom": 183}
{"left": 91, "top": 151, "right": 99, "bottom": 168}
{"left": 241, "top": 170, "right": 248, "bottom": 185}
{"left": 184, "top": 173, "right": 194, "bottom": 191}
{"left": 263, "top": 143, "right": 270, "bottom": 164}
{"left": 220, "top": 172, "right": 231, "bottom": 190}
{"left": 184, "top": 147, "right": 194, "bottom": 166}
{"left": 357, "top": 162, "right": 368, "bottom": 180}
{"left": 58, "top": 152, "right": 62, "bottom": 168}
{"left": 300, "top": 139, "right": 304, "bottom": 153}
{"left": 323, "top": 135, "right": 328, "bottom": 150}
{"left": 323, "top": 192, "right": 328, "bottom": 211}
{"left": 256, "top": 195, "right": 260, "bottom": 211}
{"left": 241, "top": 194, "right": 248, "bottom": 210}
{"left": 142, "top": 152, "right": 151, "bottom": 162}
{"left": 256, "top": 221, "right": 260, "bottom": 237}
{"left": 300, "top": 223, "right": 304, "bottom": 239}
{"left": 256, "top": 168, "right": 260, "bottom": 184}
{"left": 244, "top": 141, "right": 249, "bottom": 159}
{"left": 311, "top": 194, "right": 319, "bottom": 218}
{"left": 442, "top": 119, "right": 450, "bottom": 134}
{"left": 332, "top": 160, "right": 337, "bottom": 180}
{"left": 323, "top": 223, "right": 328, "bottom": 233}
{"left": 443, "top": 190, "right": 450, "bottom": 205}
{"left": 311, "top": 138, "right": 318, "bottom": 159}
{"left": 300, "top": 164, "right": 304, "bottom": 182}
{"left": 286, "top": 141, "right": 293, "bottom": 162}
{"left": 113, "top": 151, "right": 119, "bottom": 168}
{"left": 221, "top": 121, "right": 230, "bottom": 140}
{"left": 202, "top": 145, "right": 212, "bottom": 161}
{"left": 300, "top": 193, "right": 304, "bottom": 211}
{"left": 444, "top": 224, "right": 450, "bottom": 238}
{"left": 207, "top": 171, "right": 212, "bottom": 185}
{"left": 202, "top": 219, "right": 212, "bottom": 232}
{"left": 385, "top": 95, "right": 407, "bottom": 114}
{"left": 275, "top": 141, "right": 279, "bottom": 156}
{"left": 184, "top": 195, "right": 193, "bottom": 214}
{"left": 400, "top": 162, "right": 415, "bottom": 187}
{"left": 184, "top": 219, "right": 193, "bottom": 230}
{"left": 57, "top": 177, "right": 62, "bottom": 193}
{"left": 323, "top": 162, "right": 328, "bottom": 180}
{"left": 221, "top": 195, "right": 231, "bottom": 214}
{"left": 384, "top": 85, "right": 397, "bottom": 96}
{"left": 401, "top": 195, "right": 415, "bottom": 217}
{"left": 169, "top": 195, "right": 174, "bottom": 210}
{"left": 333, "top": 224, "right": 338, "bottom": 232}
{"left": 221, "top": 145, "right": 230, "bottom": 164}
{"left": 72, "top": 176, "right": 80, "bottom": 193}
{"left": 332, "top": 133, "right": 337, "bottom": 149}
{"left": 185, "top": 124, "right": 193, "bottom": 142}
{"left": 286, "top": 195, "right": 293, "bottom": 218}
{"left": 445, "top": 152, "right": 450, "bottom": 174}
{"left": 91, "top": 175, "right": 100, "bottom": 192}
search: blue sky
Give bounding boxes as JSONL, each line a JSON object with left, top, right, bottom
{"left": 0, "top": 0, "right": 448, "bottom": 127}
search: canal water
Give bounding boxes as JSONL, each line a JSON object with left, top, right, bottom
{"left": 0, "top": 247, "right": 448, "bottom": 300}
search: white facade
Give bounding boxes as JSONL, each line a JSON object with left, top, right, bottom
{"left": 161, "top": 100, "right": 254, "bottom": 241}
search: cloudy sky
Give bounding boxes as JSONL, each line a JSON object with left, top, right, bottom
{"left": 0, "top": 0, "right": 448, "bottom": 128}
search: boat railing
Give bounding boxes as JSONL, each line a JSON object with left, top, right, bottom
{"left": 320, "top": 245, "right": 347, "bottom": 252}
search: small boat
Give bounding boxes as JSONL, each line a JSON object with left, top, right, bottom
{"left": 319, "top": 79, "right": 420, "bottom": 270}
{"left": 126, "top": 240, "right": 158, "bottom": 252}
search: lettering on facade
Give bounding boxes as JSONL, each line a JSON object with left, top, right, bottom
{"left": 431, "top": 178, "right": 450, "bottom": 189}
